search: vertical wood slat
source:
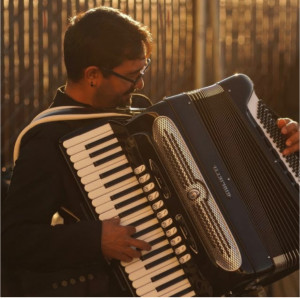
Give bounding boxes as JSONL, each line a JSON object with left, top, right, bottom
{"left": 38, "top": 0, "right": 43, "bottom": 109}
{"left": 1, "top": 0, "right": 6, "bottom": 165}
{"left": 28, "top": 0, "right": 34, "bottom": 111}
{"left": 5, "top": 1, "right": 16, "bottom": 164}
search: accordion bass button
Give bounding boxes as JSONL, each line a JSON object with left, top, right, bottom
{"left": 179, "top": 253, "right": 191, "bottom": 264}
{"left": 139, "top": 173, "right": 150, "bottom": 184}
{"left": 170, "top": 236, "right": 182, "bottom": 246}
{"left": 152, "top": 200, "right": 164, "bottom": 210}
{"left": 157, "top": 209, "right": 168, "bottom": 219}
{"left": 161, "top": 217, "right": 173, "bottom": 228}
{"left": 175, "top": 245, "right": 186, "bottom": 255}
{"left": 134, "top": 165, "right": 146, "bottom": 175}
{"left": 166, "top": 226, "right": 177, "bottom": 237}
{"left": 148, "top": 191, "right": 159, "bottom": 201}
{"left": 143, "top": 182, "right": 155, "bottom": 193}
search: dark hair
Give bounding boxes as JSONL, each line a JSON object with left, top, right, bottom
{"left": 64, "top": 6, "right": 152, "bottom": 82}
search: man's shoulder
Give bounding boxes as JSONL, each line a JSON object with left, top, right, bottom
{"left": 21, "top": 118, "right": 105, "bottom": 142}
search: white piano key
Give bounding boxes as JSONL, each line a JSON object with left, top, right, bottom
{"left": 93, "top": 188, "right": 144, "bottom": 209}
{"left": 81, "top": 170, "right": 102, "bottom": 185}
{"left": 95, "top": 191, "right": 145, "bottom": 215}
{"left": 132, "top": 259, "right": 180, "bottom": 289}
{"left": 77, "top": 155, "right": 127, "bottom": 178}
{"left": 98, "top": 197, "right": 148, "bottom": 220}
{"left": 131, "top": 226, "right": 165, "bottom": 245}
{"left": 180, "top": 290, "right": 196, "bottom": 297}
{"left": 128, "top": 256, "right": 179, "bottom": 282}
{"left": 160, "top": 281, "right": 194, "bottom": 297}
{"left": 74, "top": 146, "right": 122, "bottom": 170}
{"left": 134, "top": 218, "right": 159, "bottom": 233}
{"left": 64, "top": 124, "right": 113, "bottom": 153}
{"left": 136, "top": 269, "right": 186, "bottom": 296}
{"left": 70, "top": 137, "right": 119, "bottom": 163}
{"left": 143, "top": 229, "right": 165, "bottom": 242}
{"left": 141, "top": 278, "right": 191, "bottom": 297}
{"left": 119, "top": 205, "right": 153, "bottom": 224}
{"left": 120, "top": 231, "right": 166, "bottom": 268}
{"left": 121, "top": 208, "right": 154, "bottom": 226}
{"left": 125, "top": 247, "right": 174, "bottom": 274}
{"left": 88, "top": 176, "right": 138, "bottom": 200}
{"left": 91, "top": 180, "right": 140, "bottom": 207}
{"left": 84, "top": 167, "right": 133, "bottom": 192}
{"left": 80, "top": 158, "right": 128, "bottom": 184}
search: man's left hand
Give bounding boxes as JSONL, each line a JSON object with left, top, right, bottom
{"left": 277, "top": 118, "right": 299, "bottom": 155}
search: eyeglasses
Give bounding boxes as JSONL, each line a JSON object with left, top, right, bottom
{"left": 102, "top": 58, "right": 151, "bottom": 86}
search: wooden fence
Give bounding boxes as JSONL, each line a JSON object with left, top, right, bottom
{"left": 1, "top": 0, "right": 299, "bottom": 169}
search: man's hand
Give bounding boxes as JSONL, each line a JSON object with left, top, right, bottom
{"left": 101, "top": 217, "right": 151, "bottom": 262}
{"left": 277, "top": 118, "right": 299, "bottom": 155}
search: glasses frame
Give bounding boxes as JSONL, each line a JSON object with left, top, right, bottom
{"left": 101, "top": 58, "right": 151, "bottom": 86}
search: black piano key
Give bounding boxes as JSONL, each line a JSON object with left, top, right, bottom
{"left": 89, "top": 142, "right": 120, "bottom": 158}
{"left": 141, "top": 244, "right": 171, "bottom": 261}
{"left": 100, "top": 162, "right": 130, "bottom": 179}
{"left": 156, "top": 274, "right": 187, "bottom": 292}
{"left": 115, "top": 193, "right": 145, "bottom": 209}
{"left": 93, "top": 151, "right": 124, "bottom": 167}
{"left": 119, "top": 202, "right": 150, "bottom": 218}
{"left": 104, "top": 172, "right": 134, "bottom": 188}
{"left": 111, "top": 184, "right": 141, "bottom": 200}
{"left": 151, "top": 265, "right": 182, "bottom": 282}
{"left": 85, "top": 133, "right": 115, "bottom": 149}
{"left": 171, "top": 286, "right": 195, "bottom": 297}
{"left": 149, "top": 235, "right": 167, "bottom": 247}
{"left": 145, "top": 253, "right": 175, "bottom": 270}
{"left": 132, "top": 223, "right": 161, "bottom": 239}
{"left": 128, "top": 212, "right": 156, "bottom": 227}
{"left": 134, "top": 235, "right": 167, "bottom": 252}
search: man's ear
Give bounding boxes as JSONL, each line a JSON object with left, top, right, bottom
{"left": 84, "top": 66, "right": 103, "bottom": 86}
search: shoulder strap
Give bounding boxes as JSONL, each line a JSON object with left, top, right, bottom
{"left": 13, "top": 106, "right": 131, "bottom": 164}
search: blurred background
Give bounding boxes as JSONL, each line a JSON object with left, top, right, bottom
{"left": 1, "top": 0, "right": 299, "bottom": 296}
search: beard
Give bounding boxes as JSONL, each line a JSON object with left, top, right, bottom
{"left": 116, "top": 86, "right": 135, "bottom": 109}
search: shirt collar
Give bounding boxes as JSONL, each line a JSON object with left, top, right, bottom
{"left": 50, "top": 86, "right": 93, "bottom": 108}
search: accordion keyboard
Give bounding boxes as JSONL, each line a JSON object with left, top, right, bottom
{"left": 61, "top": 122, "right": 196, "bottom": 297}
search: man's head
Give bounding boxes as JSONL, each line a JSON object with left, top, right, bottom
{"left": 63, "top": 7, "right": 152, "bottom": 109}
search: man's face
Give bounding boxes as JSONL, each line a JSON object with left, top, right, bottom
{"left": 92, "top": 57, "right": 148, "bottom": 110}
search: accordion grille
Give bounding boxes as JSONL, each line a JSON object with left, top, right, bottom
{"left": 152, "top": 116, "right": 242, "bottom": 272}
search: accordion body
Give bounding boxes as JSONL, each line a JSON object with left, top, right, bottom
{"left": 60, "top": 74, "right": 299, "bottom": 296}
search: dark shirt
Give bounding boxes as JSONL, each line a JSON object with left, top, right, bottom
{"left": 2, "top": 87, "right": 131, "bottom": 296}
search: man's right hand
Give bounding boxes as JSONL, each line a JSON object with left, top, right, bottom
{"left": 101, "top": 217, "right": 151, "bottom": 262}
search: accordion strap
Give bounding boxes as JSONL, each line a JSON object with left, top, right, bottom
{"left": 13, "top": 106, "right": 131, "bottom": 164}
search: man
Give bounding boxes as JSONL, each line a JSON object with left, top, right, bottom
{"left": 2, "top": 6, "right": 299, "bottom": 297}
{"left": 2, "top": 6, "right": 152, "bottom": 297}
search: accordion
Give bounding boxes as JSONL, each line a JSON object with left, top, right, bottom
{"left": 60, "top": 74, "right": 299, "bottom": 296}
